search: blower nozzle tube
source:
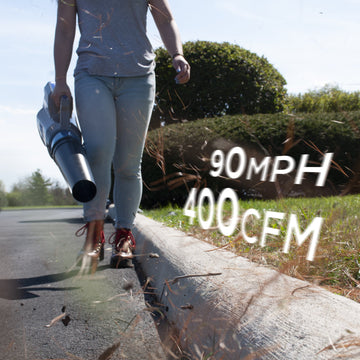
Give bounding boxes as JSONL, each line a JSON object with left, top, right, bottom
{"left": 36, "top": 82, "right": 96, "bottom": 203}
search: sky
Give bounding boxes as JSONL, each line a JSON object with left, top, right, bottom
{"left": 0, "top": 0, "right": 360, "bottom": 191}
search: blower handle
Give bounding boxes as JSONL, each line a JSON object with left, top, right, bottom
{"left": 59, "top": 95, "right": 72, "bottom": 128}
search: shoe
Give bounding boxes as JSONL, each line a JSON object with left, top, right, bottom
{"left": 76, "top": 220, "right": 105, "bottom": 265}
{"left": 108, "top": 228, "right": 136, "bottom": 268}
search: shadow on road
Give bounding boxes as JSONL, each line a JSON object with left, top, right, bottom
{"left": 0, "top": 265, "right": 110, "bottom": 300}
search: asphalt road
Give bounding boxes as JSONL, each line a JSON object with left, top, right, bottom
{"left": 0, "top": 208, "right": 167, "bottom": 360}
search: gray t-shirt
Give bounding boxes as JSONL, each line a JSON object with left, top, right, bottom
{"left": 74, "top": 0, "right": 156, "bottom": 77}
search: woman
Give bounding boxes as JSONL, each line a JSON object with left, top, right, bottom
{"left": 52, "top": 0, "right": 190, "bottom": 268}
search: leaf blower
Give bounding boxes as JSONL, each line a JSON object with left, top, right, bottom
{"left": 36, "top": 82, "right": 96, "bottom": 203}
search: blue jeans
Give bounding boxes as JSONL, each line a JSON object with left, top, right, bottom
{"left": 74, "top": 71, "right": 155, "bottom": 229}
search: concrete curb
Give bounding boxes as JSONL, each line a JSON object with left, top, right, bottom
{"left": 133, "top": 214, "right": 360, "bottom": 359}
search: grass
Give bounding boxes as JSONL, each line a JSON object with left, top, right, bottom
{"left": 143, "top": 194, "right": 360, "bottom": 302}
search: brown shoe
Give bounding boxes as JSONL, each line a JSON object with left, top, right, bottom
{"left": 108, "top": 228, "right": 136, "bottom": 268}
{"left": 76, "top": 220, "right": 105, "bottom": 264}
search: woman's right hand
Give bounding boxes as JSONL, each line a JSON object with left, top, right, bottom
{"left": 51, "top": 80, "right": 73, "bottom": 110}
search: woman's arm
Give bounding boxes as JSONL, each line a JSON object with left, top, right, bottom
{"left": 149, "top": 0, "right": 190, "bottom": 84}
{"left": 52, "top": 0, "right": 77, "bottom": 107}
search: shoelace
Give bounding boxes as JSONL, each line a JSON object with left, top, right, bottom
{"left": 75, "top": 223, "right": 88, "bottom": 237}
{"left": 75, "top": 223, "right": 105, "bottom": 244}
{"left": 108, "top": 229, "right": 136, "bottom": 252}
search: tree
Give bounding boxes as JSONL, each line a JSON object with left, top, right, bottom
{"left": 151, "top": 41, "right": 287, "bottom": 128}
{"left": 5, "top": 170, "right": 78, "bottom": 207}
{"left": 26, "top": 169, "right": 52, "bottom": 205}
{"left": 8, "top": 170, "right": 53, "bottom": 206}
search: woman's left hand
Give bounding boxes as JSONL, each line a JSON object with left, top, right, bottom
{"left": 173, "top": 55, "right": 190, "bottom": 84}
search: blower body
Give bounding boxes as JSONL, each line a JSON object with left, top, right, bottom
{"left": 36, "top": 82, "right": 96, "bottom": 203}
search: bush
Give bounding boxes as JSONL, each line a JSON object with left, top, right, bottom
{"left": 6, "top": 191, "right": 23, "bottom": 207}
{"left": 286, "top": 85, "right": 360, "bottom": 113}
{"left": 151, "top": 41, "right": 287, "bottom": 128}
{"left": 0, "top": 181, "right": 7, "bottom": 208}
{"left": 49, "top": 182, "right": 78, "bottom": 206}
{"left": 141, "top": 111, "right": 360, "bottom": 208}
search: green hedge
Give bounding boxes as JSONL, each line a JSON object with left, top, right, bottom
{"left": 286, "top": 85, "right": 360, "bottom": 113}
{"left": 141, "top": 111, "right": 360, "bottom": 208}
{"left": 151, "top": 41, "right": 287, "bottom": 128}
